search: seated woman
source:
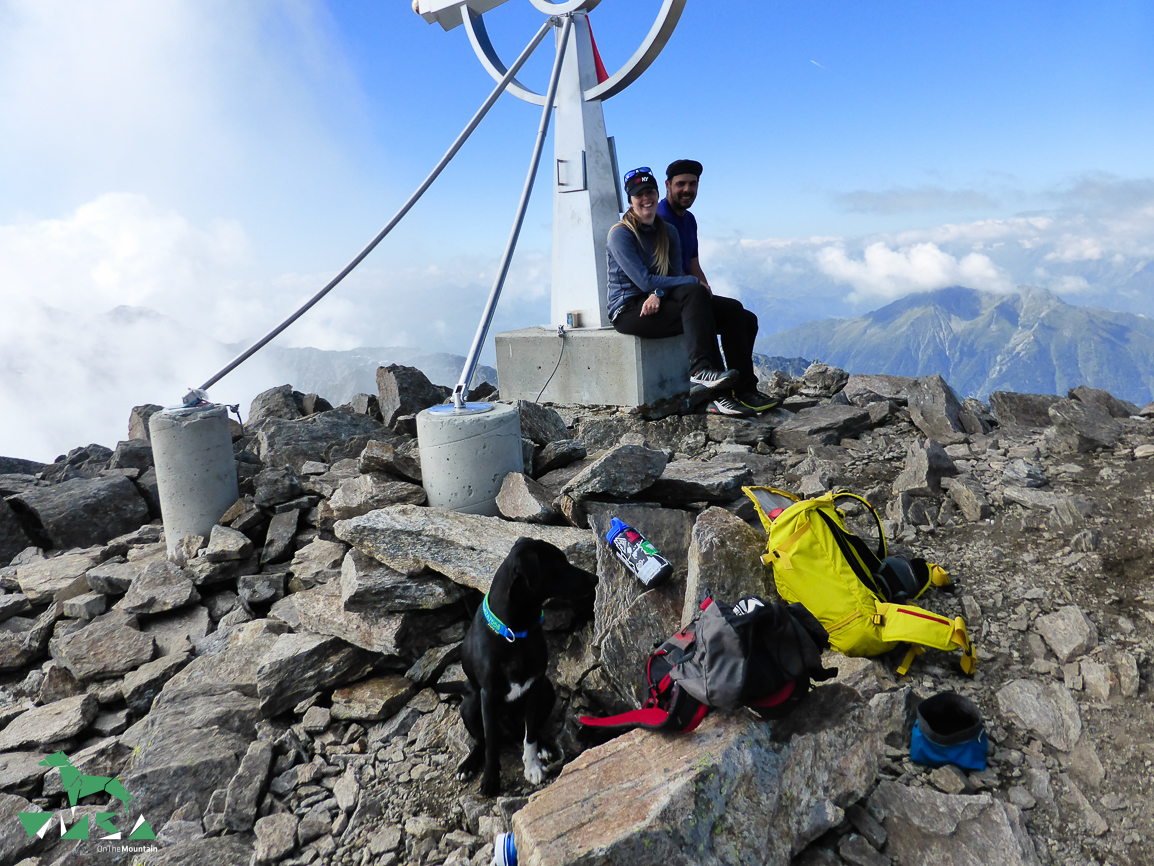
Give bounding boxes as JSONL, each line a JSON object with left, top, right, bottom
{"left": 606, "top": 166, "right": 775, "bottom": 416}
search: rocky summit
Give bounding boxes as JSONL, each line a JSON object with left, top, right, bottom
{"left": 1, "top": 364, "right": 1154, "bottom": 866}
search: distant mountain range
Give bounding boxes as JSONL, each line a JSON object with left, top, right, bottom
{"left": 766, "top": 286, "right": 1154, "bottom": 404}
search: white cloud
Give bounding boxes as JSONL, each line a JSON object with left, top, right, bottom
{"left": 814, "top": 241, "right": 1016, "bottom": 301}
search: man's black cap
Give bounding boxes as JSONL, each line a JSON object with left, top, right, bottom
{"left": 666, "top": 159, "right": 703, "bottom": 180}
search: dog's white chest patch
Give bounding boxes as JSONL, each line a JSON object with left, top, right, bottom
{"left": 505, "top": 677, "right": 536, "bottom": 703}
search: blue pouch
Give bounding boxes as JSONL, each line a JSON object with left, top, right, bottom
{"left": 909, "top": 691, "right": 988, "bottom": 771}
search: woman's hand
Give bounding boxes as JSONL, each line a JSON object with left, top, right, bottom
{"left": 640, "top": 293, "right": 661, "bottom": 316}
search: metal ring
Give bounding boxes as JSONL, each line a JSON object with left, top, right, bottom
{"left": 464, "top": 0, "right": 686, "bottom": 105}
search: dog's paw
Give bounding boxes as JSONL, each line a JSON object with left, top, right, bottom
{"left": 457, "top": 752, "right": 482, "bottom": 782}
{"left": 523, "top": 740, "right": 546, "bottom": 786}
{"left": 479, "top": 772, "right": 501, "bottom": 798}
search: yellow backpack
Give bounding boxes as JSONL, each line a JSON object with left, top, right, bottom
{"left": 744, "top": 487, "right": 976, "bottom": 676}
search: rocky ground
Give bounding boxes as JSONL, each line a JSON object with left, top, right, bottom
{"left": 0, "top": 362, "right": 1152, "bottom": 866}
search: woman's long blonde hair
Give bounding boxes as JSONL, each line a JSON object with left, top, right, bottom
{"left": 614, "top": 208, "right": 671, "bottom": 276}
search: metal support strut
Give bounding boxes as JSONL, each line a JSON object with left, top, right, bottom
{"left": 452, "top": 14, "right": 573, "bottom": 410}
{"left": 196, "top": 16, "right": 557, "bottom": 392}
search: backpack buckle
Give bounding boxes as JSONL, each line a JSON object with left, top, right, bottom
{"left": 872, "top": 614, "right": 886, "bottom": 626}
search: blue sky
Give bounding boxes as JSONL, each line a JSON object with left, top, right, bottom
{"left": 1, "top": 0, "right": 1152, "bottom": 459}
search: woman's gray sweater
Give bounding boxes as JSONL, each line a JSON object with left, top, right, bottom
{"left": 605, "top": 219, "right": 700, "bottom": 320}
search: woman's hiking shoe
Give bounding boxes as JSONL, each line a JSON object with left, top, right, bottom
{"left": 689, "top": 367, "right": 739, "bottom": 390}
{"left": 708, "top": 394, "right": 757, "bottom": 417}
{"left": 736, "top": 389, "right": 782, "bottom": 413}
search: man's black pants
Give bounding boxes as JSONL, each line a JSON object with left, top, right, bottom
{"left": 611, "top": 283, "right": 759, "bottom": 391}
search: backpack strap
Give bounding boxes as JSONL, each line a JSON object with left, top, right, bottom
{"left": 831, "top": 490, "right": 887, "bottom": 560}
{"left": 873, "top": 602, "right": 977, "bottom": 675}
{"left": 579, "top": 683, "right": 709, "bottom": 733}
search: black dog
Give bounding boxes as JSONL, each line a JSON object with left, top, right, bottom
{"left": 456, "top": 537, "right": 597, "bottom": 797}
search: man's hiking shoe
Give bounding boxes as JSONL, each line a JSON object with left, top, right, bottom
{"left": 736, "top": 389, "right": 782, "bottom": 413}
{"left": 689, "top": 367, "right": 739, "bottom": 390}
{"left": 708, "top": 394, "right": 757, "bottom": 417}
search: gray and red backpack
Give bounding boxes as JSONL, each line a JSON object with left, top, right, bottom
{"left": 580, "top": 596, "right": 837, "bottom": 733}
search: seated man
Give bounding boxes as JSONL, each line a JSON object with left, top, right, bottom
{"left": 606, "top": 166, "right": 775, "bottom": 416}
{"left": 658, "top": 158, "right": 778, "bottom": 413}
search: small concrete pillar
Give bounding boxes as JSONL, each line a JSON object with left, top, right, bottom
{"left": 149, "top": 405, "right": 239, "bottom": 555}
{"left": 417, "top": 403, "right": 523, "bottom": 516}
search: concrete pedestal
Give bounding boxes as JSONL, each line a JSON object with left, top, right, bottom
{"left": 416, "top": 402, "right": 523, "bottom": 516}
{"left": 495, "top": 327, "right": 689, "bottom": 407}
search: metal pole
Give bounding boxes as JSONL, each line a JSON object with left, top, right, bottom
{"left": 452, "top": 14, "right": 573, "bottom": 409}
{"left": 198, "top": 16, "right": 558, "bottom": 392}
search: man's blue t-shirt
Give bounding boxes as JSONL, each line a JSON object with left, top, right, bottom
{"left": 657, "top": 198, "right": 698, "bottom": 274}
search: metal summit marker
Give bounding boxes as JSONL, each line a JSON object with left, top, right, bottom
{"left": 416, "top": 0, "right": 691, "bottom": 407}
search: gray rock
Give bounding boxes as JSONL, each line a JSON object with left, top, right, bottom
{"left": 0, "top": 592, "right": 31, "bottom": 622}
{"left": 292, "top": 581, "right": 410, "bottom": 656}
{"left": 85, "top": 559, "right": 144, "bottom": 595}
{"left": 514, "top": 687, "right": 880, "bottom": 865}
{"left": 16, "top": 476, "right": 148, "bottom": 551}
{"left": 204, "top": 525, "right": 254, "bottom": 562}
{"left": 682, "top": 507, "right": 773, "bottom": 627}
{"left": 1002, "top": 487, "right": 1091, "bottom": 521}
{"left": 327, "top": 472, "right": 427, "bottom": 520}
{"left": 129, "top": 403, "right": 165, "bottom": 441}
{"left": 868, "top": 780, "right": 1039, "bottom": 865}
{"left": 377, "top": 364, "right": 447, "bottom": 427}
{"left": 1035, "top": 605, "right": 1098, "bottom": 663}
{"left": 110, "top": 438, "right": 155, "bottom": 472}
{"left": 944, "top": 477, "right": 993, "bottom": 522}
{"left": 0, "top": 793, "right": 44, "bottom": 864}
{"left": 838, "top": 833, "right": 888, "bottom": 866}
{"left": 262, "top": 508, "right": 299, "bottom": 565}
{"left": 116, "top": 559, "right": 200, "bottom": 615}
{"left": 497, "top": 473, "right": 557, "bottom": 523}
{"left": 1069, "top": 385, "right": 1139, "bottom": 418}
{"left": 16, "top": 549, "right": 103, "bottom": 604}
{"left": 256, "top": 632, "right": 375, "bottom": 717}
{"left": 39, "top": 663, "right": 84, "bottom": 703}
{"left": 405, "top": 643, "right": 462, "bottom": 687}
{"left": 254, "top": 410, "right": 385, "bottom": 473}
{"left": 254, "top": 812, "right": 299, "bottom": 863}
{"left": 772, "top": 403, "right": 873, "bottom": 451}
{"left": 589, "top": 507, "right": 693, "bottom": 710}
{"left": 331, "top": 675, "right": 416, "bottom": 721}
{"left": 907, "top": 375, "right": 968, "bottom": 444}
{"left": 1044, "top": 398, "right": 1123, "bottom": 453}
{"left": 359, "top": 438, "right": 422, "bottom": 483}
{"left": 800, "top": 361, "right": 850, "bottom": 397}
{"left": 334, "top": 768, "right": 360, "bottom": 812}
{"left": 61, "top": 591, "right": 106, "bottom": 620}
{"left": 0, "top": 499, "right": 32, "bottom": 568}
{"left": 224, "top": 739, "right": 274, "bottom": 832}
{"left": 705, "top": 415, "right": 774, "bottom": 446}
{"left": 1003, "top": 458, "right": 1047, "bottom": 488}
{"left": 285, "top": 539, "right": 347, "bottom": 593}
{"left": 340, "top": 548, "right": 467, "bottom": 611}
{"left": 123, "top": 651, "right": 191, "bottom": 713}
{"left": 843, "top": 374, "right": 915, "bottom": 407}
{"left": 252, "top": 466, "right": 304, "bottom": 509}
{"left": 516, "top": 401, "right": 571, "bottom": 445}
{"left": 50, "top": 609, "right": 155, "bottom": 680}
{"left": 238, "top": 572, "right": 285, "bottom": 605}
{"left": 644, "top": 460, "right": 753, "bottom": 503}
{"left": 248, "top": 384, "right": 304, "bottom": 424}
{"left": 0, "top": 602, "right": 60, "bottom": 672}
{"left": 0, "top": 751, "right": 52, "bottom": 790}
{"left": 892, "top": 439, "right": 957, "bottom": 496}
{"left": 335, "top": 505, "right": 595, "bottom": 593}
{"left": 534, "top": 438, "right": 587, "bottom": 477}
{"left": 1081, "top": 658, "right": 1111, "bottom": 701}
{"left": 996, "top": 679, "right": 1082, "bottom": 751}
{"left": 990, "top": 391, "right": 1061, "bottom": 428}
{"left": 0, "top": 694, "right": 98, "bottom": 750}
{"left": 141, "top": 604, "right": 211, "bottom": 657}
{"left": 559, "top": 444, "right": 668, "bottom": 500}
{"left": 1115, "top": 650, "right": 1140, "bottom": 698}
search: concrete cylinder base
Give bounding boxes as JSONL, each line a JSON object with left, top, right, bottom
{"left": 149, "top": 405, "right": 240, "bottom": 555}
{"left": 417, "top": 402, "right": 524, "bottom": 516}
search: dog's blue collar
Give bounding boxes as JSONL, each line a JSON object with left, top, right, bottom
{"left": 482, "top": 594, "right": 543, "bottom": 643}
